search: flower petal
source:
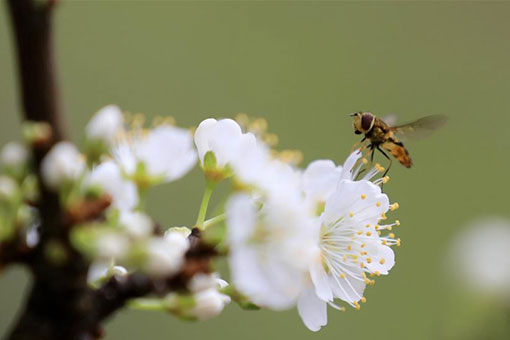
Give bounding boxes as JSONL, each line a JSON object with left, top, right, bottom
{"left": 309, "top": 259, "right": 333, "bottom": 302}
{"left": 297, "top": 288, "right": 327, "bottom": 332}
{"left": 303, "top": 160, "right": 342, "bottom": 203}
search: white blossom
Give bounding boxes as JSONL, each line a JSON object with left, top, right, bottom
{"left": 143, "top": 231, "right": 189, "bottom": 278}
{"left": 0, "top": 142, "right": 28, "bottom": 168}
{"left": 227, "top": 193, "right": 319, "bottom": 310}
{"left": 113, "top": 125, "right": 197, "bottom": 184}
{"left": 84, "top": 161, "right": 138, "bottom": 211}
{"left": 41, "top": 142, "right": 85, "bottom": 190}
{"left": 119, "top": 211, "right": 153, "bottom": 238}
{"left": 86, "top": 105, "right": 124, "bottom": 146}
{"left": 298, "top": 179, "right": 398, "bottom": 331}
{"left": 194, "top": 118, "right": 256, "bottom": 170}
{"left": 449, "top": 217, "right": 510, "bottom": 301}
{"left": 302, "top": 159, "right": 342, "bottom": 207}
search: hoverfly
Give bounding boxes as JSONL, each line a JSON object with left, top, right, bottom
{"left": 350, "top": 112, "right": 447, "bottom": 177}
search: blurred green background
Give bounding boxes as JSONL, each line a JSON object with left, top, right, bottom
{"left": 1, "top": 1, "right": 510, "bottom": 339}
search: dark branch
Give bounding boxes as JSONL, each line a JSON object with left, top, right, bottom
{"left": 7, "top": 0, "right": 66, "bottom": 141}
{"left": 92, "top": 229, "right": 216, "bottom": 327}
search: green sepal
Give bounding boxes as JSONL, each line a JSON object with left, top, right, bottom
{"left": 203, "top": 151, "right": 217, "bottom": 171}
{"left": 220, "top": 285, "right": 260, "bottom": 310}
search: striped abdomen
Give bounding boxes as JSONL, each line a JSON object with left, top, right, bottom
{"left": 382, "top": 138, "right": 412, "bottom": 168}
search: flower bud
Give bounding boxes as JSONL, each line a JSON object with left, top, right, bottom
{"left": 0, "top": 175, "right": 18, "bottom": 201}
{"left": 119, "top": 211, "right": 153, "bottom": 238}
{"left": 0, "top": 142, "right": 28, "bottom": 169}
{"left": 41, "top": 142, "right": 85, "bottom": 190}
{"left": 96, "top": 232, "right": 130, "bottom": 259}
{"left": 143, "top": 233, "right": 189, "bottom": 278}
{"left": 86, "top": 105, "right": 124, "bottom": 146}
{"left": 191, "top": 288, "right": 231, "bottom": 320}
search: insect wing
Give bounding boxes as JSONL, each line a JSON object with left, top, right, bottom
{"left": 380, "top": 113, "right": 398, "bottom": 127}
{"left": 391, "top": 114, "right": 447, "bottom": 140}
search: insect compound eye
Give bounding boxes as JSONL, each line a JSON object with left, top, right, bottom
{"left": 361, "top": 113, "right": 374, "bottom": 131}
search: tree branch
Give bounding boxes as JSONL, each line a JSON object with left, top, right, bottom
{"left": 5, "top": 1, "right": 217, "bottom": 339}
{"left": 7, "top": 0, "right": 66, "bottom": 140}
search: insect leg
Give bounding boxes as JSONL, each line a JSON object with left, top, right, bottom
{"left": 369, "top": 144, "right": 375, "bottom": 164}
{"left": 376, "top": 146, "right": 392, "bottom": 178}
{"left": 351, "top": 137, "right": 367, "bottom": 152}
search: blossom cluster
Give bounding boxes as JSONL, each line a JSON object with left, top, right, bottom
{"left": 0, "top": 105, "right": 401, "bottom": 330}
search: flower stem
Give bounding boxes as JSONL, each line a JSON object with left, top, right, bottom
{"left": 137, "top": 185, "right": 148, "bottom": 211}
{"left": 203, "top": 213, "right": 226, "bottom": 229}
{"left": 128, "top": 298, "right": 166, "bottom": 311}
{"left": 195, "top": 179, "right": 216, "bottom": 229}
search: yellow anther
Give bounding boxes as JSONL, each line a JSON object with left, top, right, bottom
{"left": 361, "top": 297, "right": 367, "bottom": 303}
{"left": 360, "top": 251, "right": 367, "bottom": 256}
{"left": 387, "top": 226, "right": 393, "bottom": 231}
{"left": 396, "top": 238, "right": 401, "bottom": 246}
{"left": 381, "top": 213, "right": 387, "bottom": 220}
{"left": 369, "top": 273, "right": 375, "bottom": 277}
{"left": 362, "top": 158, "right": 368, "bottom": 164}
{"left": 354, "top": 301, "right": 361, "bottom": 310}
{"left": 375, "top": 163, "right": 385, "bottom": 172}
{"left": 366, "top": 231, "right": 372, "bottom": 236}
{"left": 347, "top": 245, "right": 352, "bottom": 251}
{"left": 366, "top": 257, "right": 372, "bottom": 264}
{"left": 369, "top": 280, "right": 375, "bottom": 286}
{"left": 382, "top": 240, "right": 387, "bottom": 245}
{"left": 375, "top": 225, "right": 379, "bottom": 230}
{"left": 395, "top": 220, "right": 401, "bottom": 227}
{"left": 376, "top": 202, "right": 381, "bottom": 207}
{"left": 360, "top": 243, "right": 366, "bottom": 248}
{"left": 379, "top": 258, "right": 386, "bottom": 265}
{"left": 349, "top": 211, "right": 354, "bottom": 218}
{"left": 340, "top": 273, "right": 346, "bottom": 279}
{"left": 361, "top": 194, "right": 366, "bottom": 200}
{"left": 364, "top": 278, "right": 371, "bottom": 284}
{"left": 361, "top": 273, "right": 367, "bottom": 279}
{"left": 390, "top": 203, "right": 400, "bottom": 211}
{"left": 382, "top": 176, "right": 390, "bottom": 184}
{"left": 340, "top": 306, "right": 346, "bottom": 312}
{"left": 374, "top": 271, "right": 381, "bottom": 276}
{"left": 360, "top": 262, "right": 365, "bottom": 268}
{"left": 389, "top": 233, "right": 395, "bottom": 238}
{"left": 365, "top": 224, "right": 371, "bottom": 228}
{"left": 357, "top": 231, "right": 363, "bottom": 235}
